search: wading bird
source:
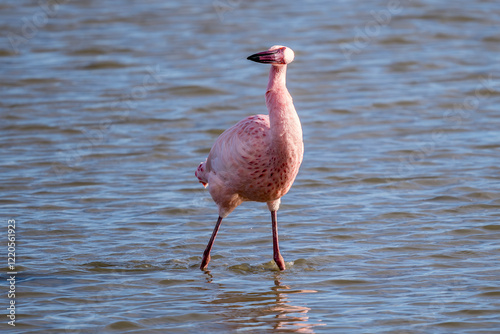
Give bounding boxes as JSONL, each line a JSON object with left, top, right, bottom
{"left": 195, "top": 45, "right": 303, "bottom": 271}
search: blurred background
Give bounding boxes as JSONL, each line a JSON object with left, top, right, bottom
{"left": 1, "top": 0, "right": 499, "bottom": 333}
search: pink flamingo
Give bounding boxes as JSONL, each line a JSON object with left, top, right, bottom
{"left": 195, "top": 45, "right": 303, "bottom": 271}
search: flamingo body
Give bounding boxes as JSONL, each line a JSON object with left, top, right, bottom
{"left": 195, "top": 45, "right": 303, "bottom": 270}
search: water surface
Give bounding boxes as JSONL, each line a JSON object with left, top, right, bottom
{"left": 1, "top": 0, "right": 500, "bottom": 333}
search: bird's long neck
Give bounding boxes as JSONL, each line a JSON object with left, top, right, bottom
{"left": 266, "top": 64, "right": 287, "bottom": 92}
{"left": 265, "top": 65, "right": 303, "bottom": 158}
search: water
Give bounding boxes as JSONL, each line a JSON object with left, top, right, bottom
{"left": 1, "top": 0, "right": 500, "bottom": 333}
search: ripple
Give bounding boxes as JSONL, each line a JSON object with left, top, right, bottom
{"left": 2, "top": 0, "right": 500, "bottom": 333}
{"left": 81, "top": 61, "right": 133, "bottom": 70}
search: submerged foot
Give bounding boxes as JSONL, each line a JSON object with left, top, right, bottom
{"left": 274, "top": 255, "right": 286, "bottom": 271}
{"left": 200, "top": 254, "right": 211, "bottom": 271}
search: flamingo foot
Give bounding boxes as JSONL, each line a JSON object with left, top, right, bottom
{"left": 200, "top": 216, "right": 222, "bottom": 271}
{"left": 274, "top": 254, "right": 286, "bottom": 271}
{"left": 200, "top": 253, "right": 211, "bottom": 270}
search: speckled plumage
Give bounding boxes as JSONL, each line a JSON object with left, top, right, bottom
{"left": 196, "top": 46, "right": 303, "bottom": 271}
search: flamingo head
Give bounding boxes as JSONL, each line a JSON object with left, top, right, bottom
{"left": 247, "top": 45, "right": 295, "bottom": 65}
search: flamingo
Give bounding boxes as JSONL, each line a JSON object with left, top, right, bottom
{"left": 195, "top": 45, "right": 303, "bottom": 271}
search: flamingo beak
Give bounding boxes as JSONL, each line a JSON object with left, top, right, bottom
{"left": 247, "top": 49, "right": 285, "bottom": 64}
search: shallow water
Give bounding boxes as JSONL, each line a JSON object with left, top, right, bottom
{"left": 1, "top": 0, "right": 500, "bottom": 333}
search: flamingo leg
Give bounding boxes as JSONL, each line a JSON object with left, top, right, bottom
{"left": 200, "top": 216, "right": 223, "bottom": 270}
{"left": 271, "top": 211, "right": 286, "bottom": 271}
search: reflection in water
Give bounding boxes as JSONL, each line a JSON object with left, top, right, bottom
{"left": 208, "top": 273, "right": 323, "bottom": 333}
{"left": 204, "top": 270, "right": 214, "bottom": 284}
{"left": 270, "top": 278, "right": 323, "bottom": 333}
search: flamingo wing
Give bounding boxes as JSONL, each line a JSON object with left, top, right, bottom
{"left": 206, "top": 114, "right": 271, "bottom": 189}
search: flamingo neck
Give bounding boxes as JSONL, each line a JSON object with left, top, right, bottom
{"left": 266, "top": 65, "right": 287, "bottom": 91}
{"left": 265, "top": 64, "right": 303, "bottom": 158}
{"left": 265, "top": 64, "right": 294, "bottom": 125}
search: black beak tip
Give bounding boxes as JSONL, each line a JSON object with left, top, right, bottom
{"left": 247, "top": 50, "right": 278, "bottom": 64}
{"left": 247, "top": 54, "right": 259, "bottom": 62}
